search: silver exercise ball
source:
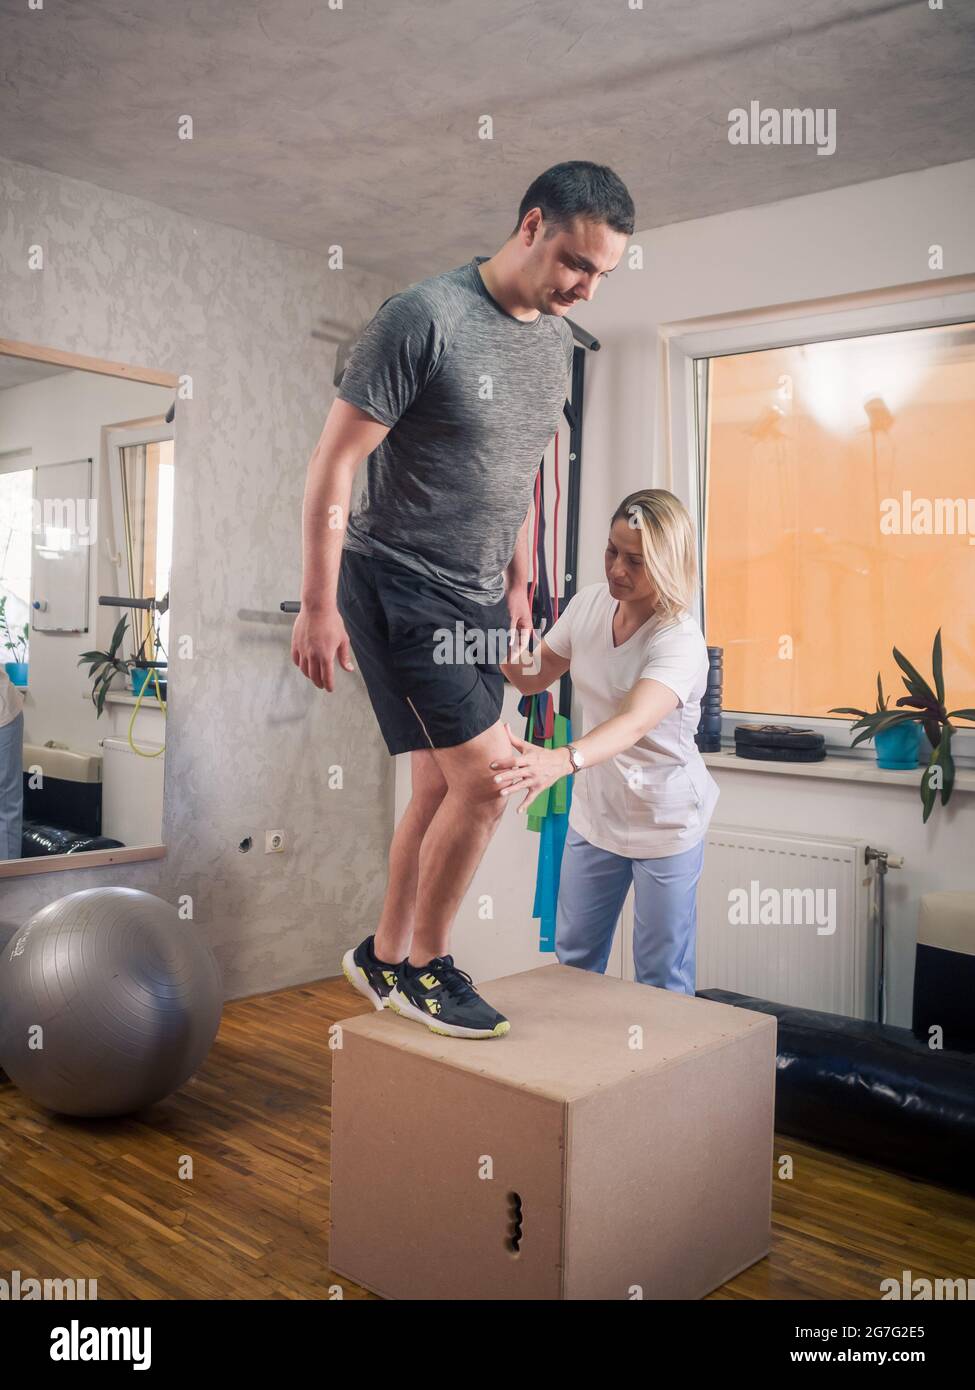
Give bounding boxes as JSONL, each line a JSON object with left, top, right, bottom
{"left": 0, "top": 887, "right": 223, "bottom": 1118}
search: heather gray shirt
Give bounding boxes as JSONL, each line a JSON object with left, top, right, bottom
{"left": 338, "top": 256, "right": 575, "bottom": 605}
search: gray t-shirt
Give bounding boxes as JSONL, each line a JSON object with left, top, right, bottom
{"left": 338, "top": 256, "right": 575, "bottom": 605}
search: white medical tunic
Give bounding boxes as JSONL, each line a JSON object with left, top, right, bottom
{"left": 544, "top": 583, "right": 720, "bottom": 859}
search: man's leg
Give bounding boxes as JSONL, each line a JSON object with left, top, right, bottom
{"left": 372, "top": 748, "right": 448, "bottom": 965}
{"left": 407, "top": 718, "right": 513, "bottom": 966}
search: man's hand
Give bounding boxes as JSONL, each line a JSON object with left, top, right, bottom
{"left": 505, "top": 587, "right": 534, "bottom": 665}
{"left": 291, "top": 607, "right": 355, "bottom": 693}
{"left": 500, "top": 586, "right": 531, "bottom": 678}
{"left": 490, "top": 722, "right": 573, "bottom": 814}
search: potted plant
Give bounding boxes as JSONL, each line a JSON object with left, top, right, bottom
{"left": 830, "top": 630, "right": 975, "bottom": 822}
{"left": 1, "top": 594, "right": 29, "bottom": 686}
{"left": 78, "top": 613, "right": 167, "bottom": 716}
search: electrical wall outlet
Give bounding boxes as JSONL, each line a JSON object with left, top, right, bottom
{"left": 265, "top": 830, "right": 285, "bottom": 854}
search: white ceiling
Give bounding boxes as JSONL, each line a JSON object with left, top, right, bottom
{"left": 1, "top": 0, "right": 973, "bottom": 281}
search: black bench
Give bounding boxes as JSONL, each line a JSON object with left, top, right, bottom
{"left": 698, "top": 988, "right": 975, "bottom": 1194}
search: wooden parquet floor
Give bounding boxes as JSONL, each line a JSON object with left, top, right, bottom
{"left": 1, "top": 976, "right": 971, "bottom": 1300}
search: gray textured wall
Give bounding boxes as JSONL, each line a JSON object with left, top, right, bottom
{"left": 0, "top": 156, "right": 400, "bottom": 999}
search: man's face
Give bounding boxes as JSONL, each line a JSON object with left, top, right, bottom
{"left": 522, "top": 215, "right": 628, "bottom": 316}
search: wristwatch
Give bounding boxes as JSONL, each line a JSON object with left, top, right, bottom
{"left": 566, "top": 743, "right": 585, "bottom": 774}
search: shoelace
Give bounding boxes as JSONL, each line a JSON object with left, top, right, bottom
{"left": 426, "top": 955, "right": 478, "bottom": 1002}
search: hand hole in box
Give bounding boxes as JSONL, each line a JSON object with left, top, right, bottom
{"left": 505, "top": 1191, "right": 523, "bottom": 1256}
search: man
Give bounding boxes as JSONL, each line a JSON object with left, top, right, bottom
{"left": 292, "top": 161, "right": 633, "bottom": 1038}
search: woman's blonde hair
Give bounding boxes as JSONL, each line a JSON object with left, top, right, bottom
{"left": 610, "top": 489, "right": 698, "bottom": 624}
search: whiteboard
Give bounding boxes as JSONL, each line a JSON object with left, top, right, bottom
{"left": 31, "top": 457, "right": 92, "bottom": 634}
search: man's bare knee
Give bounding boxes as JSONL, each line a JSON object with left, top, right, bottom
{"left": 410, "top": 748, "right": 448, "bottom": 816}
{"left": 432, "top": 721, "right": 515, "bottom": 806}
{"left": 410, "top": 785, "right": 448, "bottom": 823}
{"left": 468, "top": 786, "right": 508, "bottom": 826}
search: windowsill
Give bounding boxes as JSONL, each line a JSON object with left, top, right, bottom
{"left": 102, "top": 690, "right": 166, "bottom": 708}
{"left": 1, "top": 688, "right": 164, "bottom": 707}
{"left": 702, "top": 747, "right": 975, "bottom": 794}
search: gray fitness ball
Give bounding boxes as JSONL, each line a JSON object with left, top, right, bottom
{"left": 0, "top": 887, "right": 223, "bottom": 1118}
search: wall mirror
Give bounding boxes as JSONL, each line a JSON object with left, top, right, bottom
{"left": 0, "top": 340, "right": 178, "bottom": 878}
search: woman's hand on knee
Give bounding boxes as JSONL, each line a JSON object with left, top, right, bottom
{"left": 489, "top": 723, "right": 572, "bottom": 814}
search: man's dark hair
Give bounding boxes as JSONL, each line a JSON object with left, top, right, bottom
{"left": 511, "top": 161, "right": 635, "bottom": 239}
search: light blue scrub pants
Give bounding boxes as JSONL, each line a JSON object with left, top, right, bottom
{"left": 0, "top": 710, "right": 24, "bottom": 859}
{"left": 555, "top": 823, "right": 705, "bottom": 995}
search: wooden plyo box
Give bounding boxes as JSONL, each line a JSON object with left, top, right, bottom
{"left": 329, "top": 963, "right": 776, "bottom": 1300}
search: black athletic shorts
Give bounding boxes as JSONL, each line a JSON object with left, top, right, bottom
{"left": 336, "top": 547, "right": 513, "bottom": 756}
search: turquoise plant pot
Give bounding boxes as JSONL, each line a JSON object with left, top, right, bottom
{"left": 875, "top": 721, "right": 922, "bottom": 770}
{"left": 131, "top": 665, "right": 166, "bottom": 697}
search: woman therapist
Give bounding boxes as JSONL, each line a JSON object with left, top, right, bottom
{"left": 497, "top": 489, "right": 719, "bottom": 995}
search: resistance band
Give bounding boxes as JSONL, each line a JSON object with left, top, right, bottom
{"left": 519, "top": 426, "right": 573, "bottom": 950}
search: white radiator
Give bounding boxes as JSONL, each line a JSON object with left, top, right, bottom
{"left": 695, "top": 826, "right": 875, "bottom": 1019}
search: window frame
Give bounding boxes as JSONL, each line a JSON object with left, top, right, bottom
{"left": 665, "top": 286, "right": 975, "bottom": 767}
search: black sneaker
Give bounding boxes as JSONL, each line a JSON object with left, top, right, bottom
{"left": 387, "top": 955, "right": 510, "bottom": 1039}
{"left": 341, "top": 935, "right": 402, "bottom": 1011}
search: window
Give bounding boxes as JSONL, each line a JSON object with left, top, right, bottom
{"left": 673, "top": 294, "right": 975, "bottom": 763}
{"left": 106, "top": 427, "right": 174, "bottom": 667}
{"left": 115, "top": 437, "right": 174, "bottom": 661}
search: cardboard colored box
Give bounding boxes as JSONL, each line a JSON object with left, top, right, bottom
{"left": 329, "top": 963, "right": 776, "bottom": 1300}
